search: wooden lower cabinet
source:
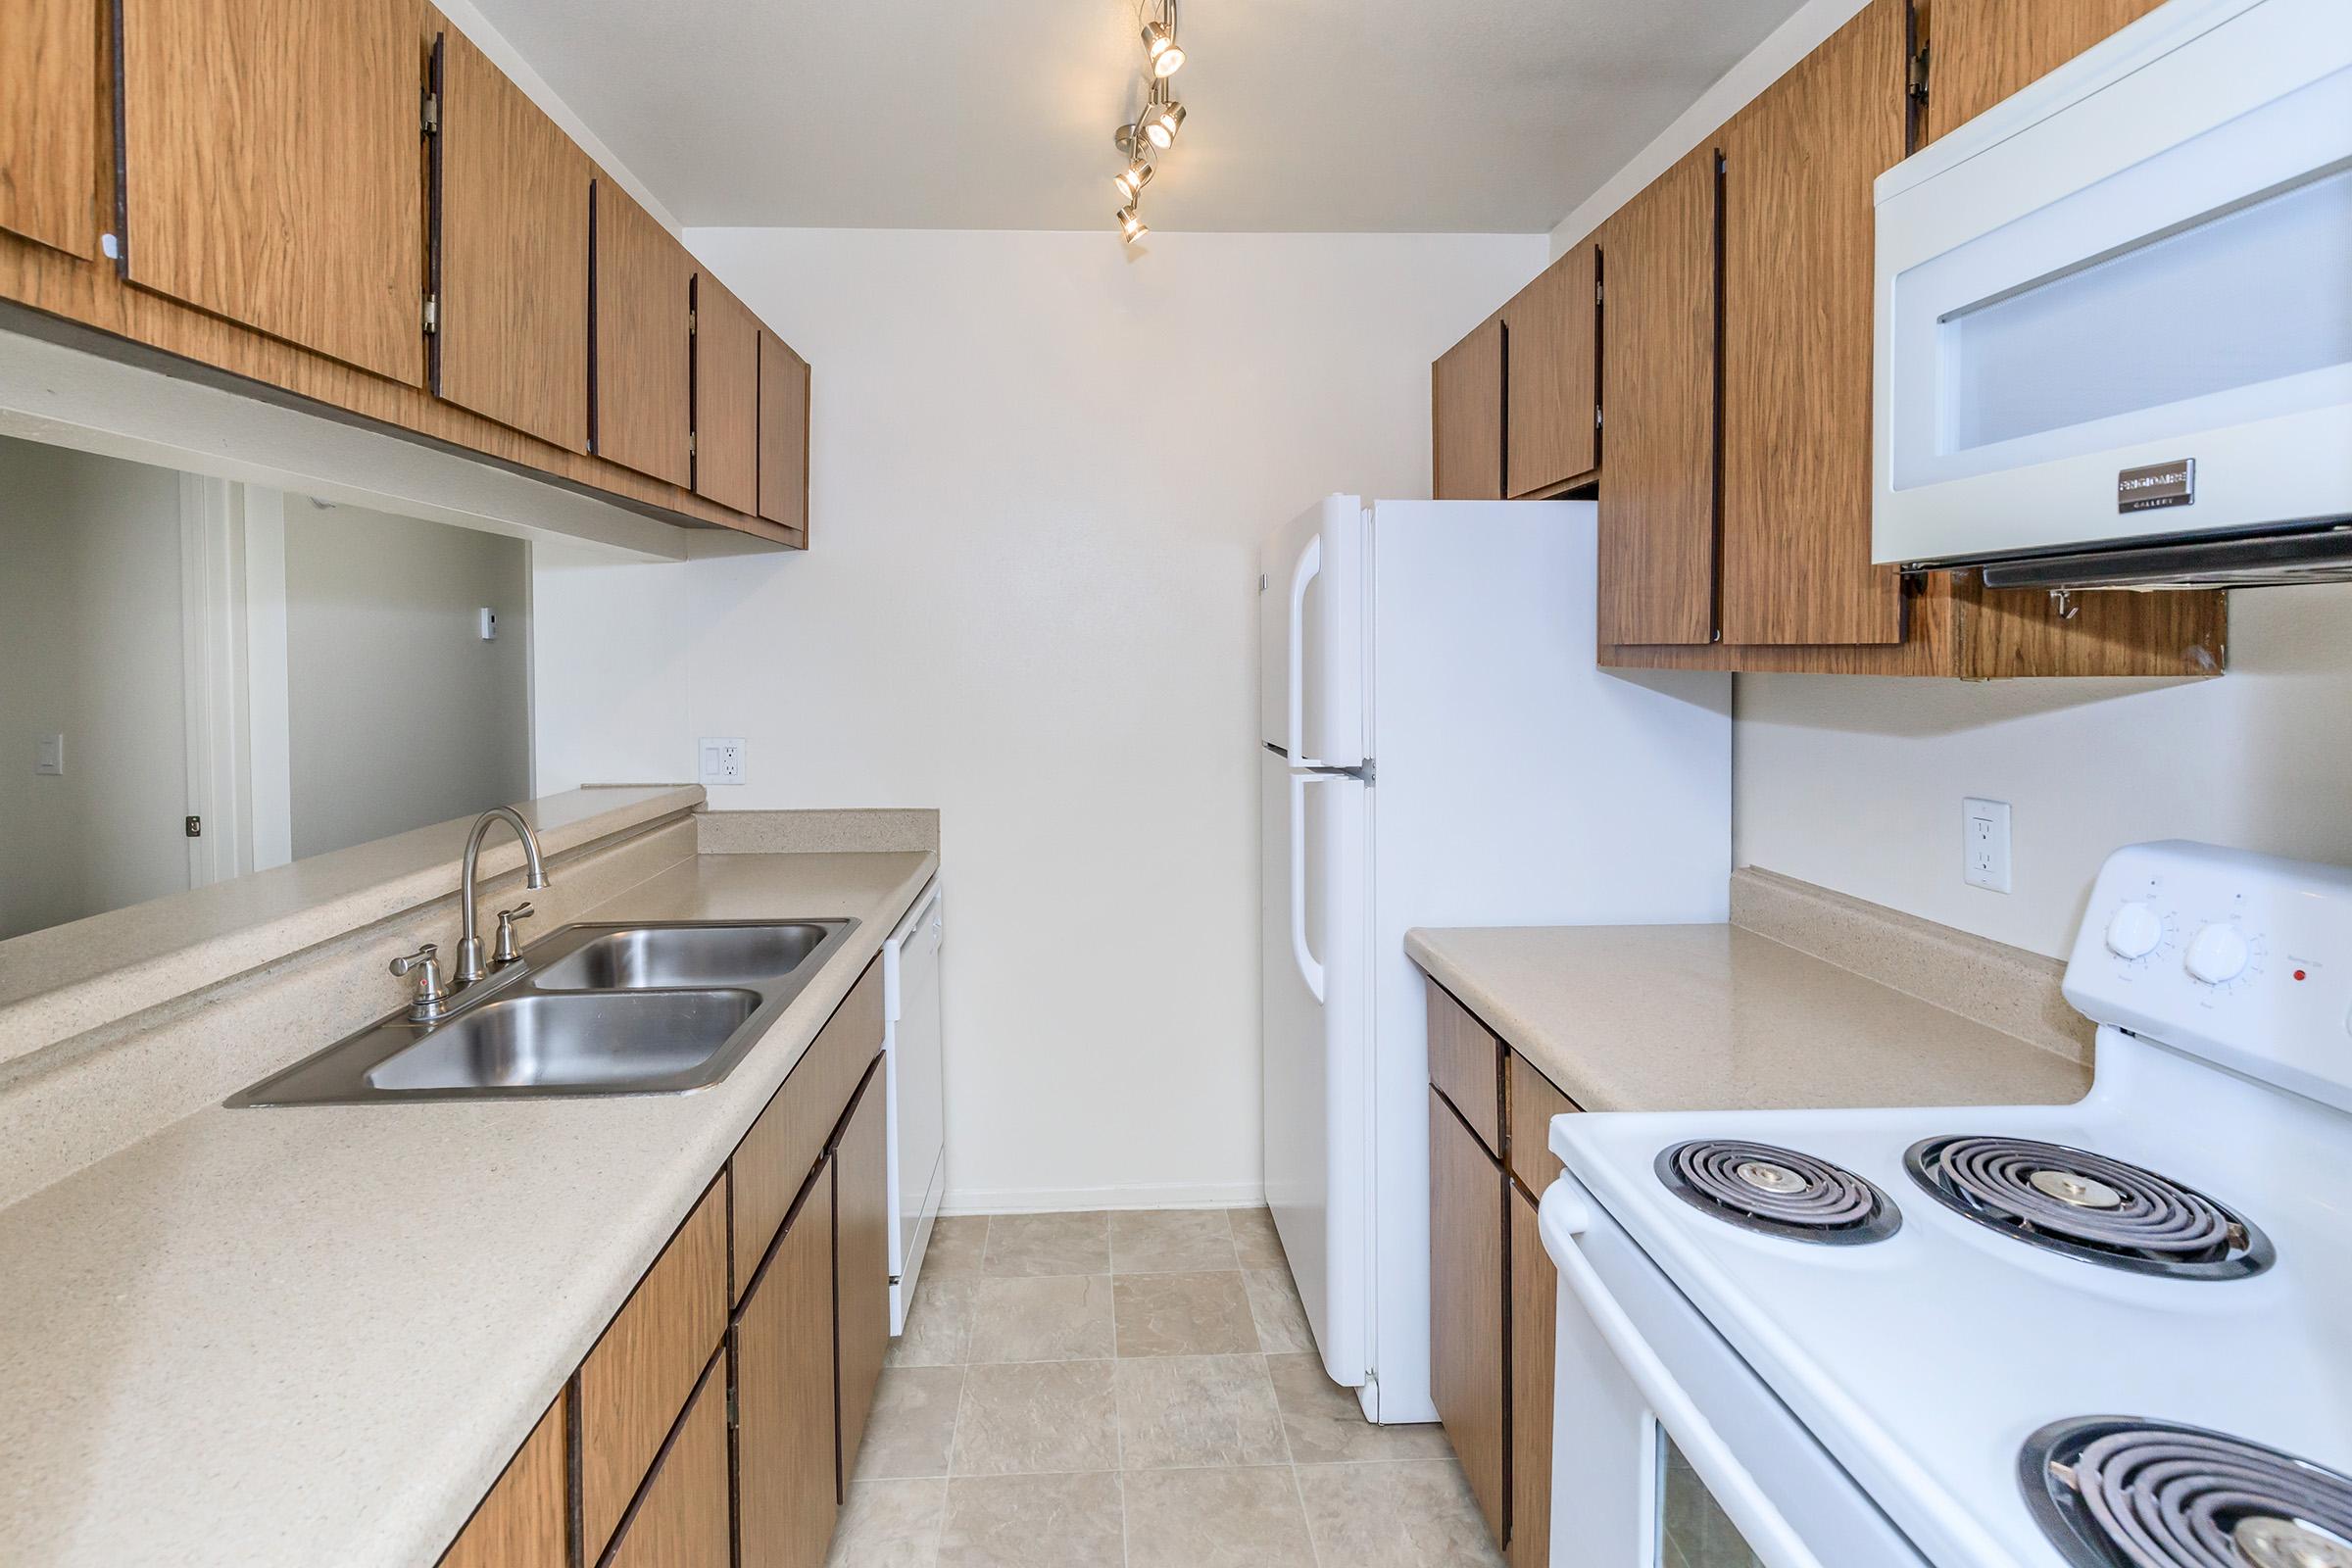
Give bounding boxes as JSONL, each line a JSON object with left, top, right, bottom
{"left": 831, "top": 1059, "right": 891, "bottom": 1495}
{"left": 1507, "top": 1184, "right": 1556, "bottom": 1568}
{"left": 438, "top": 1394, "right": 568, "bottom": 1568}
{"left": 579, "top": 1179, "right": 730, "bottom": 1559}
{"left": 1430, "top": 1086, "right": 1508, "bottom": 1544}
{"left": 735, "top": 1172, "right": 840, "bottom": 1568}
{"left": 606, "top": 1357, "right": 732, "bottom": 1568}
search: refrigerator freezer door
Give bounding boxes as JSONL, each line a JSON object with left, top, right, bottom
{"left": 1258, "top": 748, "right": 1370, "bottom": 1390}
{"left": 1258, "top": 495, "right": 1367, "bottom": 767}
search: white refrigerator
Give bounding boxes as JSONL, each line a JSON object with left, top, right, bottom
{"left": 1258, "top": 495, "right": 1731, "bottom": 1423}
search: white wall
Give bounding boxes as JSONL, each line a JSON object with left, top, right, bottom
{"left": 1735, "top": 589, "right": 2352, "bottom": 958}
{"left": 0, "top": 440, "right": 191, "bottom": 941}
{"left": 533, "top": 228, "right": 1545, "bottom": 1209}
{"left": 282, "top": 501, "right": 533, "bottom": 860}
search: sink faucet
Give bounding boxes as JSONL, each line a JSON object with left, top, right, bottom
{"left": 454, "top": 807, "right": 552, "bottom": 983}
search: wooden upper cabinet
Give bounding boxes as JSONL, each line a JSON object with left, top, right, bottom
{"left": 832, "top": 1063, "right": 890, "bottom": 1498}
{"left": 1718, "top": 0, "right": 1908, "bottom": 647}
{"left": 0, "top": 0, "right": 100, "bottom": 257}
{"left": 1593, "top": 143, "right": 1719, "bottom": 647}
{"left": 1502, "top": 243, "right": 1599, "bottom": 498}
{"left": 437, "top": 1394, "right": 567, "bottom": 1568}
{"left": 1922, "top": 0, "right": 2169, "bottom": 145}
{"left": 735, "top": 1177, "right": 839, "bottom": 1568}
{"left": 758, "top": 329, "right": 810, "bottom": 533}
{"left": 692, "top": 270, "right": 760, "bottom": 513}
{"left": 592, "top": 176, "right": 693, "bottom": 488}
{"left": 432, "top": 20, "right": 589, "bottom": 452}
{"left": 117, "top": 0, "right": 426, "bottom": 383}
{"left": 1433, "top": 316, "right": 1503, "bottom": 501}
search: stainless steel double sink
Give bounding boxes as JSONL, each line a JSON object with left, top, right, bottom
{"left": 228, "top": 919, "right": 858, "bottom": 1107}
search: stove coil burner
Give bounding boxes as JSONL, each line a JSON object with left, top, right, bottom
{"left": 1904, "top": 1137, "right": 2273, "bottom": 1281}
{"left": 1655, "top": 1140, "right": 1901, "bottom": 1245}
{"left": 2022, "top": 1417, "right": 2352, "bottom": 1568}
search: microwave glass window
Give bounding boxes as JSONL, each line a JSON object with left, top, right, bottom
{"left": 1658, "top": 1432, "right": 1766, "bottom": 1568}
{"left": 1939, "top": 161, "right": 2352, "bottom": 454}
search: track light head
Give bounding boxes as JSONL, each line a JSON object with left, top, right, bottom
{"left": 1143, "top": 98, "right": 1186, "bottom": 149}
{"left": 1113, "top": 158, "right": 1154, "bottom": 202}
{"left": 1116, "top": 204, "right": 1149, "bottom": 244}
{"left": 1142, "top": 20, "right": 1185, "bottom": 76}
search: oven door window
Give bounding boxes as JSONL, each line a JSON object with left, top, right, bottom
{"left": 1659, "top": 1430, "right": 1766, "bottom": 1568}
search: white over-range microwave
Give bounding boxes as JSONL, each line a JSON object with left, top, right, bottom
{"left": 1872, "top": 0, "right": 2352, "bottom": 588}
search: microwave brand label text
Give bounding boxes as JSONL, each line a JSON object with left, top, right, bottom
{"left": 2118, "top": 459, "right": 2195, "bottom": 513}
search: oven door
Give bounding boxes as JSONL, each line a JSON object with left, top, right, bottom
{"left": 1538, "top": 1174, "right": 1930, "bottom": 1568}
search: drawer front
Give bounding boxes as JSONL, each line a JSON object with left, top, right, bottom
{"left": 732, "top": 956, "right": 885, "bottom": 1296}
{"left": 603, "top": 1354, "right": 730, "bottom": 1568}
{"left": 579, "top": 1178, "right": 729, "bottom": 1560}
{"left": 437, "top": 1393, "right": 566, "bottom": 1568}
{"left": 1426, "top": 978, "right": 1502, "bottom": 1155}
{"left": 1507, "top": 1054, "right": 1579, "bottom": 1197}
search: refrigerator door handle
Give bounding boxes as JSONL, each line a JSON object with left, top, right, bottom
{"left": 1289, "top": 771, "right": 1327, "bottom": 1003}
{"left": 1286, "top": 533, "right": 1322, "bottom": 765}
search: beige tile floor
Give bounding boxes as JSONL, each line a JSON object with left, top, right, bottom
{"left": 827, "top": 1206, "right": 1505, "bottom": 1568}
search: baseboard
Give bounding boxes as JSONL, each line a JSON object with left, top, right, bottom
{"left": 939, "top": 1179, "right": 1266, "bottom": 1216}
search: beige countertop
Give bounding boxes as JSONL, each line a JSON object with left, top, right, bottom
{"left": 0, "top": 848, "right": 936, "bottom": 1568}
{"left": 1406, "top": 923, "right": 2092, "bottom": 1113}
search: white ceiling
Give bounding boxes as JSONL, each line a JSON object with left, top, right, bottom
{"left": 464, "top": 0, "right": 1807, "bottom": 233}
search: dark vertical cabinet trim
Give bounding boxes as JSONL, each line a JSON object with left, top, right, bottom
{"left": 1709, "top": 148, "right": 1728, "bottom": 643}
{"left": 585, "top": 178, "right": 599, "bottom": 453}
{"left": 424, "top": 29, "right": 445, "bottom": 390}
{"left": 107, "top": 0, "right": 127, "bottom": 272}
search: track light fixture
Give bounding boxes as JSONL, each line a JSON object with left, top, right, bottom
{"left": 1107, "top": 0, "right": 1192, "bottom": 245}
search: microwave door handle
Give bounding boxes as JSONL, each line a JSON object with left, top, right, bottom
{"left": 1289, "top": 771, "right": 1326, "bottom": 1003}
{"left": 1545, "top": 1185, "right": 1831, "bottom": 1568}
{"left": 1286, "top": 533, "right": 1322, "bottom": 766}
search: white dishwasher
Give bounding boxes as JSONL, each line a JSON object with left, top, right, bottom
{"left": 883, "top": 880, "right": 945, "bottom": 1335}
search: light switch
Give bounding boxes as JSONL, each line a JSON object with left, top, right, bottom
{"left": 1963, "top": 797, "right": 2011, "bottom": 894}
{"left": 34, "top": 733, "right": 64, "bottom": 776}
{"left": 478, "top": 608, "right": 498, "bottom": 641}
{"left": 699, "top": 737, "right": 747, "bottom": 787}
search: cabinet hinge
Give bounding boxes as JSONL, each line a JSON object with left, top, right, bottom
{"left": 1594, "top": 405, "right": 1603, "bottom": 429}
{"left": 687, "top": 430, "right": 698, "bottom": 458}
{"left": 1907, "top": 44, "right": 1931, "bottom": 102}
{"left": 421, "top": 295, "right": 439, "bottom": 335}
{"left": 687, "top": 307, "right": 699, "bottom": 335}
{"left": 1594, "top": 278, "right": 1603, "bottom": 306}
{"left": 419, "top": 89, "right": 439, "bottom": 135}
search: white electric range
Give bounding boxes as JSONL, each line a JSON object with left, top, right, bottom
{"left": 1538, "top": 840, "right": 2352, "bottom": 1568}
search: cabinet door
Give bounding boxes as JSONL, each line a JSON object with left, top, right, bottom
{"left": 438, "top": 1393, "right": 567, "bottom": 1568}
{"left": 0, "top": 0, "right": 100, "bottom": 257}
{"left": 1507, "top": 1186, "right": 1555, "bottom": 1568}
{"left": 1430, "top": 1088, "right": 1506, "bottom": 1546}
{"left": 579, "top": 1179, "right": 728, "bottom": 1561}
{"left": 692, "top": 270, "right": 760, "bottom": 513}
{"left": 832, "top": 1061, "right": 890, "bottom": 1500}
{"left": 118, "top": 0, "right": 426, "bottom": 383}
{"left": 604, "top": 1360, "right": 730, "bottom": 1568}
{"left": 1594, "top": 144, "right": 1718, "bottom": 647}
{"left": 735, "top": 1173, "right": 839, "bottom": 1568}
{"left": 1432, "top": 316, "right": 1503, "bottom": 501}
{"left": 1923, "top": 0, "right": 2168, "bottom": 146}
{"left": 433, "top": 21, "right": 589, "bottom": 452}
{"left": 1502, "top": 243, "right": 1598, "bottom": 498}
{"left": 758, "top": 329, "right": 810, "bottom": 532}
{"left": 1506, "top": 1054, "right": 1578, "bottom": 1200}
{"left": 592, "top": 176, "right": 692, "bottom": 487}
{"left": 1718, "top": 0, "right": 1907, "bottom": 647}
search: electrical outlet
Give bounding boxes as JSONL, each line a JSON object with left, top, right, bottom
{"left": 699, "top": 737, "right": 747, "bottom": 787}
{"left": 1963, "top": 798, "right": 2012, "bottom": 893}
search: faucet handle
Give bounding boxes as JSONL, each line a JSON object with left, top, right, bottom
{"left": 389, "top": 944, "right": 450, "bottom": 1021}
{"left": 492, "top": 903, "right": 536, "bottom": 965}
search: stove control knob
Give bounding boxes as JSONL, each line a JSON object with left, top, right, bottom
{"left": 2184, "top": 923, "right": 2250, "bottom": 986}
{"left": 2104, "top": 902, "right": 2164, "bottom": 960}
